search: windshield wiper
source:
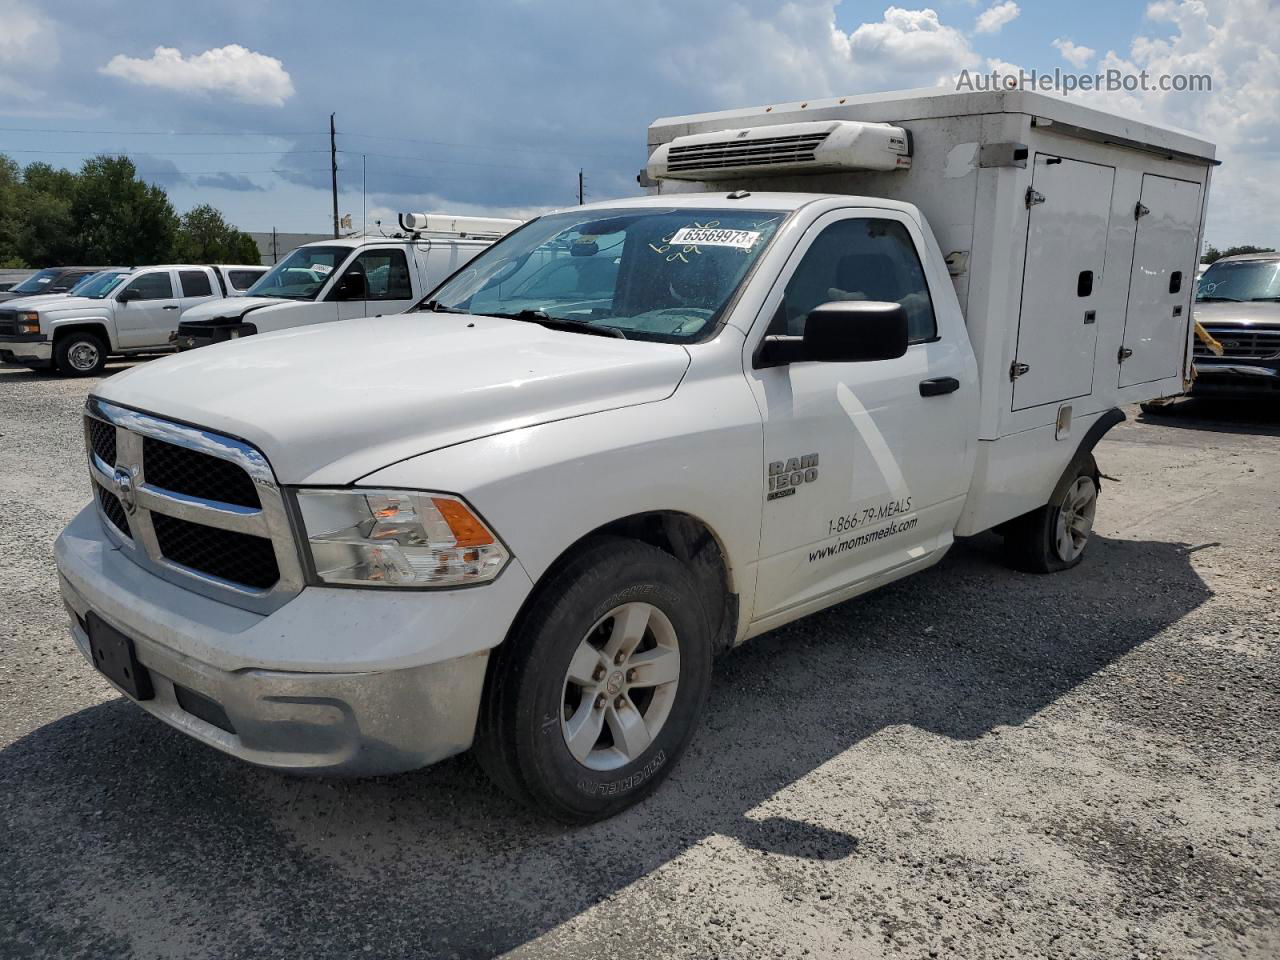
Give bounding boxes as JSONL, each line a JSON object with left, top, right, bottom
{"left": 1248, "top": 296, "right": 1280, "bottom": 301}
{"left": 492, "top": 309, "right": 625, "bottom": 339}
{"left": 420, "top": 300, "right": 469, "bottom": 314}
{"left": 1197, "top": 295, "right": 1241, "bottom": 302}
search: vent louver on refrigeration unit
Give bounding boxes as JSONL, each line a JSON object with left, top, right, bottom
{"left": 646, "top": 120, "right": 912, "bottom": 181}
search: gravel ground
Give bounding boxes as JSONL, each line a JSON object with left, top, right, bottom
{"left": 1, "top": 362, "right": 1277, "bottom": 960}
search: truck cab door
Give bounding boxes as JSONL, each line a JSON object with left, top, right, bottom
{"left": 115, "top": 270, "right": 181, "bottom": 348}
{"left": 177, "top": 269, "right": 218, "bottom": 319}
{"left": 329, "top": 247, "right": 416, "bottom": 320}
{"left": 745, "top": 210, "right": 976, "bottom": 622}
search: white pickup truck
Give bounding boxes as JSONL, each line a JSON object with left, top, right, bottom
{"left": 0, "top": 263, "right": 264, "bottom": 375}
{"left": 55, "top": 88, "right": 1213, "bottom": 822}
{"left": 172, "top": 215, "right": 520, "bottom": 350}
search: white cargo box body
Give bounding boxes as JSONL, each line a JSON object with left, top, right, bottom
{"left": 647, "top": 88, "right": 1215, "bottom": 530}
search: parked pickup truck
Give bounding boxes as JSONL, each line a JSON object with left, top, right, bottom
{"left": 1187, "top": 252, "right": 1280, "bottom": 397}
{"left": 172, "top": 215, "right": 520, "bottom": 350}
{"left": 0, "top": 263, "right": 263, "bottom": 375}
{"left": 55, "top": 88, "right": 1214, "bottom": 822}
{"left": 0, "top": 265, "right": 110, "bottom": 303}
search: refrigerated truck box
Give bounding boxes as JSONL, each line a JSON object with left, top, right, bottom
{"left": 645, "top": 87, "right": 1216, "bottom": 532}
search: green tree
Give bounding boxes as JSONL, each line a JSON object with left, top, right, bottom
{"left": 1202, "top": 244, "right": 1275, "bottom": 264}
{"left": 174, "top": 204, "right": 261, "bottom": 264}
{"left": 0, "top": 155, "right": 25, "bottom": 266}
{"left": 70, "top": 155, "right": 177, "bottom": 265}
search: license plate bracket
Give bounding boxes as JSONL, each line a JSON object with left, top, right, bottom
{"left": 87, "top": 612, "right": 154, "bottom": 701}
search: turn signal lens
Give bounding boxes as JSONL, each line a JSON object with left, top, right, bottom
{"left": 295, "top": 489, "right": 508, "bottom": 588}
{"left": 16, "top": 312, "right": 39, "bottom": 334}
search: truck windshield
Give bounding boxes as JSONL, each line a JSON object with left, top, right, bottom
{"left": 80, "top": 271, "right": 130, "bottom": 299}
{"left": 247, "top": 246, "right": 350, "bottom": 300}
{"left": 10, "top": 269, "right": 62, "bottom": 295}
{"left": 424, "top": 207, "right": 786, "bottom": 341}
{"left": 1197, "top": 259, "right": 1280, "bottom": 301}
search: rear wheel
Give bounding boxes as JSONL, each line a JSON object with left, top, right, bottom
{"left": 54, "top": 332, "right": 108, "bottom": 377}
{"left": 1003, "top": 454, "right": 1099, "bottom": 574}
{"left": 474, "top": 537, "right": 712, "bottom": 823}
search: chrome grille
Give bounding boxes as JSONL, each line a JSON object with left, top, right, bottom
{"left": 142, "top": 436, "right": 261, "bottom": 508}
{"left": 666, "top": 132, "right": 830, "bottom": 173}
{"left": 1194, "top": 325, "right": 1280, "bottom": 360}
{"left": 83, "top": 397, "right": 303, "bottom": 613}
{"left": 96, "top": 483, "right": 131, "bottom": 538}
{"left": 0, "top": 312, "right": 16, "bottom": 336}
{"left": 87, "top": 418, "right": 116, "bottom": 466}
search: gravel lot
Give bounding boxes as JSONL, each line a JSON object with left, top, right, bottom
{"left": 1, "top": 362, "right": 1277, "bottom": 960}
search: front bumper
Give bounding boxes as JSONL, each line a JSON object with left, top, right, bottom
{"left": 55, "top": 504, "right": 534, "bottom": 775}
{"left": 1192, "top": 359, "right": 1280, "bottom": 395}
{"left": 0, "top": 336, "right": 52, "bottom": 366}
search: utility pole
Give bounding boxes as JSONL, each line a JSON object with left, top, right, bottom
{"left": 271, "top": 227, "right": 278, "bottom": 264}
{"left": 330, "top": 113, "right": 339, "bottom": 239}
{"left": 578, "top": 168, "right": 584, "bottom": 205}
{"left": 362, "top": 154, "right": 367, "bottom": 237}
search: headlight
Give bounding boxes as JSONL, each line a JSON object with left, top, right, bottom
{"left": 15, "top": 312, "right": 39, "bottom": 335}
{"left": 295, "top": 489, "right": 509, "bottom": 588}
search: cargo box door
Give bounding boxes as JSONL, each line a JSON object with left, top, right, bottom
{"left": 1012, "top": 155, "right": 1115, "bottom": 411}
{"left": 1118, "top": 174, "right": 1202, "bottom": 388}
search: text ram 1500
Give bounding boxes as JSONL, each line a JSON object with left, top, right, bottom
{"left": 54, "top": 88, "right": 1214, "bottom": 822}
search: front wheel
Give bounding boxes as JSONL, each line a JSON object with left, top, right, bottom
{"left": 1003, "top": 455, "right": 1099, "bottom": 574}
{"left": 54, "top": 332, "right": 108, "bottom": 377}
{"left": 474, "top": 537, "right": 712, "bottom": 823}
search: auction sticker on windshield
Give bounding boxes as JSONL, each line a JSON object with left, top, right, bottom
{"left": 668, "top": 227, "right": 761, "bottom": 249}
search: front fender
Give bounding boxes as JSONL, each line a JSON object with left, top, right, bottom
{"left": 358, "top": 378, "right": 765, "bottom": 612}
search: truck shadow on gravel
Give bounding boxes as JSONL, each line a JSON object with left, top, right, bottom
{"left": 1138, "top": 396, "right": 1280, "bottom": 436}
{"left": 1, "top": 532, "right": 1211, "bottom": 959}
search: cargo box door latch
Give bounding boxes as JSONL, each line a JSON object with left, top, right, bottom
{"left": 1025, "top": 188, "right": 1046, "bottom": 208}
{"left": 1117, "top": 346, "right": 1134, "bottom": 363}
{"left": 1010, "top": 361, "right": 1031, "bottom": 380}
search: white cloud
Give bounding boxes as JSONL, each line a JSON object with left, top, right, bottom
{"left": 0, "top": 0, "right": 58, "bottom": 99}
{"left": 100, "top": 45, "right": 294, "bottom": 107}
{"left": 843, "top": 7, "right": 977, "bottom": 72}
{"left": 974, "top": 1, "right": 1020, "bottom": 35}
{"left": 1052, "top": 37, "right": 1096, "bottom": 68}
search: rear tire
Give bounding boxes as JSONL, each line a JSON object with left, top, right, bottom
{"left": 54, "top": 332, "right": 108, "bottom": 377}
{"left": 474, "top": 536, "right": 712, "bottom": 823}
{"left": 1003, "top": 454, "right": 1099, "bottom": 574}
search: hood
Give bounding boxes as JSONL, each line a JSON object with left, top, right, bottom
{"left": 0, "top": 292, "right": 78, "bottom": 310}
{"left": 1193, "top": 300, "right": 1280, "bottom": 325}
{"left": 95, "top": 313, "right": 691, "bottom": 484}
{"left": 31, "top": 295, "right": 116, "bottom": 316}
{"left": 179, "top": 296, "right": 298, "bottom": 323}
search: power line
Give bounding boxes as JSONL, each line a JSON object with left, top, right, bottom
{"left": 338, "top": 130, "right": 635, "bottom": 163}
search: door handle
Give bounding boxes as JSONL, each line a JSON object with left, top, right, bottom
{"left": 163, "top": 305, "right": 179, "bottom": 310}
{"left": 919, "top": 376, "right": 960, "bottom": 397}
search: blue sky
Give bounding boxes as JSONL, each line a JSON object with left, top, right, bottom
{"left": 1, "top": 1, "right": 1274, "bottom": 247}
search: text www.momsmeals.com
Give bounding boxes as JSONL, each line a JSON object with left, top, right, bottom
{"left": 809, "top": 517, "right": 918, "bottom": 562}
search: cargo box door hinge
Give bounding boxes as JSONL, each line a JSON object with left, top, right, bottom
{"left": 1025, "top": 188, "right": 1046, "bottom": 209}
{"left": 1010, "top": 361, "right": 1031, "bottom": 380}
{"left": 1134, "top": 202, "right": 1150, "bottom": 220}
{"left": 1117, "top": 346, "right": 1134, "bottom": 363}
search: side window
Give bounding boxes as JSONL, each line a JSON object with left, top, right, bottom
{"left": 770, "top": 218, "right": 937, "bottom": 343}
{"left": 179, "top": 270, "right": 213, "bottom": 298}
{"left": 346, "top": 249, "right": 413, "bottom": 301}
{"left": 123, "top": 272, "right": 174, "bottom": 301}
{"left": 228, "top": 270, "right": 262, "bottom": 291}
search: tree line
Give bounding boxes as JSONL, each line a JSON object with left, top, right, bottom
{"left": 0, "top": 154, "right": 260, "bottom": 269}
{"left": 1202, "top": 244, "right": 1274, "bottom": 264}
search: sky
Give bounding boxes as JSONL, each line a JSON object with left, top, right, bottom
{"left": 0, "top": 0, "right": 1275, "bottom": 249}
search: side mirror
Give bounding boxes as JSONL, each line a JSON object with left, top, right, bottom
{"left": 332, "top": 272, "right": 367, "bottom": 301}
{"left": 117, "top": 288, "right": 140, "bottom": 303}
{"left": 756, "top": 300, "right": 909, "bottom": 367}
